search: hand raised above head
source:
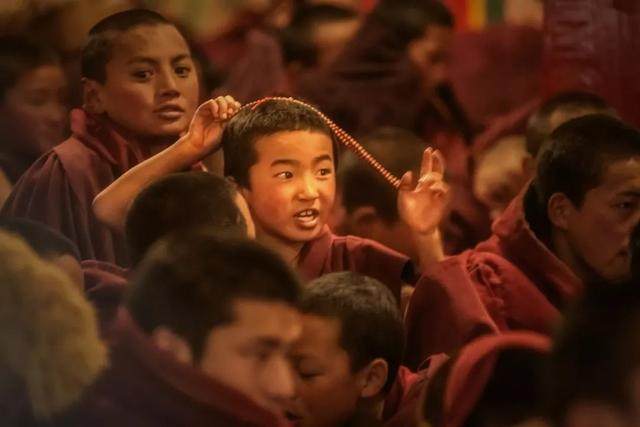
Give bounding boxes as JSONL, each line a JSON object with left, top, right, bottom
{"left": 397, "top": 147, "right": 451, "bottom": 235}
{"left": 183, "top": 95, "right": 242, "bottom": 158}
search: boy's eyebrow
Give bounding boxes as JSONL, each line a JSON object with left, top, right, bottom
{"left": 171, "top": 54, "right": 192, "bottom": 64}
{"left": 312, "top": 154, "right": 333, "bottom": 165}
{"left": 126, "top": 53, "right": 192, "bottom": 66}
{"left": 271, "top": 159, "right": 300, "bottom": 167}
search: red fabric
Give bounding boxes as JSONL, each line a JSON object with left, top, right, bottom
{"left": 297, "top": 227, "right": 413, "bottom": 302}
{"left": 404, "top": 186, "right": 582, "bottom": 368}
{"left": 1, "top": 109, "right": 162, "bottom": 267}
{"left": 439, "top": 332, "right": 551, "bottom": 427}
{"left": 382, "top": 355, "right": 449, "bottom": 427}
{"left": 82, "top": 260, "right": 129, "bottom": 338}
{"left": 542, "top": 0, "right": 640, "bottom": 127}
{"left": 60, "top": 309, "right": 285, "bottom": 427}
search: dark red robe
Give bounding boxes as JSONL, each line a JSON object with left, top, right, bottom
{"left": 297, "top": 227, "right": 415, "bottom": 302}
{"left": 82, "top": 260, "right": 129, "bottom": 338}
{"left": 1, "top": 109, "right": 163, "bottom": 266}
{"left": 404, "top": 186, "right": 583, "bottom": 369}
{"left": 59, "top": 309, "right": 285, "bottom": 427}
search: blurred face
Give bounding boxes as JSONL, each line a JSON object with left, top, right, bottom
{"left": 0, "top": 64, "right": 68, "bottom": 157}
{"left": 407, "top": 25, "right": 452, "bottom": 96}
{"left": 241, "top": 131, "right": 336, "bottom": 247}
{"left": 312, "top": 18, "right": 361, "bottom": 67}
{"left": 200, "top": 298, "right": 302, "bottom": 416}
{"left": 88, "top": 24, "right": 199, "bottom": 141}
{"left": 560, "top": 157, "right": 640, "bottom": 283}
{"left": 286, "top": 314, "right": 363, "bottom": 427}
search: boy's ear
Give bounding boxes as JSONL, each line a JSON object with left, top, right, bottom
{"left": 357, "top": 358, "right": 389, "bottom": 399}
{"left": 547, "top": 192, "right": 573, "bottom": 230}
{"left": 151, "top": 327, "right": 194, "bottom": 366}
{"left": 82, "top": 77, "right": 106, "bottom": 114}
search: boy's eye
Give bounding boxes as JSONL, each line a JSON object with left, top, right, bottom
{"left": 317, "top": 168, "right": 333, "bottom": 177}
{"left": 132, "top": 70, "right": 153, "bottom": 80}
{"left": 275, "top": 171, "right": 294, "bottom": 179}
{"left": 175, "top": 65, "right": 192, "bottom": 77}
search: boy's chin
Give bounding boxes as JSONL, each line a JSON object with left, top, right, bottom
{"left": 284, "top": 224, "right": 326, "bottom": 243}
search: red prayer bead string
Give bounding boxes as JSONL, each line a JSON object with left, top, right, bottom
{"left": 241, "top": 97, "right": 402, "bottom": 188}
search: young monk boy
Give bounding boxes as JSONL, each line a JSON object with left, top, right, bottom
{"left": 1, "top": 9, "right": 200, "bottom": 266}
{"left": 63, "top": 232, "right": 302, "bottom": 426}
{"left": 94, "top": 97, "right": 450, "bottom": 302}
{"left": 285, "top": 271, "right": 424, "bottom": 427}
{"left": 405, "top": 114, "right": 640, "bottom": 368}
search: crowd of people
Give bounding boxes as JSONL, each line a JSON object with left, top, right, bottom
{"left": 1, "top": 1, "right": 640, "bottom": 426}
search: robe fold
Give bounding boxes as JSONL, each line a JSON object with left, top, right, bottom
{"left": 82, "top": 260, "right": 129, "bottom": 337}
{"left": 298, "top": 227, "right": 415, "bottom": 302}
{"left": 60, "top": 309, "right": 285, "bottom": 427}
{"left": 404, "top": 186, "right": 582, "bottom": 368}
{"left": 2, "top": 109, "right": 162, "bottom": 266}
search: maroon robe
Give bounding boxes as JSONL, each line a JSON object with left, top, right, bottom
{"left": 297, "top": 227, "right": 414, "bottom": 301}
{"left": 1, "top": 109, "right": 163, "bottom": 266}
{"left": 59, "top": 309, "right": 285, "bottom": 427}
{"left": 82, "top": 260, "right": 129, "bottom": 338}
{"left": 404, "top": 185, "right": 583, "bottom": 369}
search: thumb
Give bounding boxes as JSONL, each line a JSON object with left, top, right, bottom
{"left": 398, "top": 171, "right": 414, "bottom": 191}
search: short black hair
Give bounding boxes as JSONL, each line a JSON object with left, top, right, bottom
{"left": 125, "top": 171, "right": 246, "bottom": 265}
{"left": 0, "top": 218, "right": 80, "bottom": 260}
{"left": 547, "top": 281, "right": 640, "bottom": 425}
{"left": 81, "top": 9, "right": 176, "bottom": 83}
{"left": 280, "top": 4, "right": 358, "bottom": 67}
{"left": 301, "top": 272, "right": 404, "bottom": 394}
{"left": 340, "top": 127, "right": 425, "bottom": 223}
{"left": 371, "top": 0, "right": 454, "bottom": 42}
{"left": 535, "top": 114, "right": 640, "bottom": 209}
{"left": 526, "top": 91, "right": 615, "bottom": 157}
{"left": 127, "top": 232, "right": 301, "bottom": 360}
{"left": 222, "top": 99, "right": 338, "bottom": 188}
{"left": 0, "top": 35, "right": 59, "bottom": 101}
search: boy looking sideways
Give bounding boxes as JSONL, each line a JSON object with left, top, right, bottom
{"left": 2, "top": 9, "right": 199, "bottom": 266}
{"left": 94, "top": 97, "right": 450, "bottom": 302}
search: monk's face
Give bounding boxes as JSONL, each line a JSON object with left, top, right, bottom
{"left": 560, "top": 157, "right": 640, "bottom": 283}
{"left": 86, "top": 24, "right": 199, "bottom": 141}
{"left": 0, "top": 64, "right": 68, "bottom": 157}
{"left": 286, "top": 314, "right": 364, "bottom": 427}
{"left": 199, "top": 298, "right": 302, "bottom": 417}
{"left": 241, "top": 130, "right": 336, "bottom": 247}
{"left": 407, "top": 25, "right": 452, "bottom": 96}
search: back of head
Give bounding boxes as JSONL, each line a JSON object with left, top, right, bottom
{"left": 422, "top": 332, "right": 550, "bottom": 427}
{"left": 222, "top": 99, "right": 337, "bottom": 188}
{"left": 548, "top": 281, "right": 640, "bottom": 425}
{"left": 340, "top": 127, "right": 425, "bottom": 223}
{"left": 81, "top": 9, "right": 174, "bottom": 84}
{"left": 0, "top": 218, "right": 79, "bottom": 261}
{"left": 526, "top": 91, "right": 615, "bottom": 157}
{"left": 301, "top": 272, "right": 404, "bottom": 393}
{"left": 0, "top": 230, "right": 105, "bottom": 420}
{"left": 125, "top": 171, "right": 247, "bottom": 265}
{"left": 535, "top": 114, "right": 640, "bottom": 210}
{"left": 127, "top": 231, "right": 301, "bottom": 360}
{"left": 0, "top": 35, "right": 59, "bottom": 102}
{"left": 371, "top": 0, "right": 454, "bottom": 42}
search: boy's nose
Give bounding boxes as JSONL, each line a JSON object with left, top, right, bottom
{"left": 298, "top": 176, "right": 319, "bottom": 200}
{"left": 262, "top": 357, "right": 297, "bottom": 402}
{"left": 156, "top": 68, "right": 179, "bottom": 96}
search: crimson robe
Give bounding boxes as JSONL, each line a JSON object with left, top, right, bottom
{"left": 404, "top": 186, "right": 583, "bottom": 368}
{"left": 1, "top": 109, "right": 162, "bottom": 266}
{"left": 82, "top": 260, "right": 129, "bottom": 338}
{"left": 59, "top": 309, "right": 285, "bottom": 427}
{"left": 297, "top": 227, "right": 414, "bottom": 302}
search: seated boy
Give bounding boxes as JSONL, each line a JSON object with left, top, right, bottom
{"left": 2, "top": 9, "right": 200, "bottom": 266}
{"left": 0, "top": 36, "right": 68, "bottom": 205}
{"left": 93, "top": 97, "right": 450, "bottom": 303}
{"left": 63, "top": 231, "right": 302, "bottom": 426}
{"left": 86, "top": 170, "right": 252, "bottom": 331}
{"left": 285, "top": 271, "right": 428, "bottom": 427}
{"left": 405, "top": 114, "right": 640, "bottom": 367}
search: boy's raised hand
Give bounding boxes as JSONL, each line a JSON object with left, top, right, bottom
{"left": 183, "top": 95, "right": 241, "bottom": 158}
{"left": 398, "top": 147, "right": 451, "bottom": 235}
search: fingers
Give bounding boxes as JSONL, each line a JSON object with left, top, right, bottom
{"left": 432, "top": 149, "right": 446, "bottom": 178}
{"left": 419, "top": 147, "right": 434, "bottom": 178}
{"left": 197, "top": 96, "right": 241, "bottom": 121}
{"left": 419, "top": 147, "right": 446, "bottom": 180}
{"left": 398, "top": 171, "right": 414, "bottom": 191}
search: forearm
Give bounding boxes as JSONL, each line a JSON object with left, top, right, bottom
{"left": 412, "top": 228, "right": 445, "bottom": 273}
{"left": 92, "top": 138, "right": 198, "bottom": 233}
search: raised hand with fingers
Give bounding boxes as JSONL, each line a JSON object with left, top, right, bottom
{"left": 182, "top": 95, "right": 241, "bottom": 159}
{"left": 398, "top": 147, "right": 451, "bottom": 235}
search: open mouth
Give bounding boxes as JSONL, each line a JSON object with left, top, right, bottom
{"left": 285, "top": 411, "right": 302, "bottom": 424}
{"left": 154, "top": 104, "right": 185, "bottom": 120}
{"left": 293, "top": 208, "right": 320, "bottom": 229}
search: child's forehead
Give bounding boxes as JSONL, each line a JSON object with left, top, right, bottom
{"left": 109, "top": 24, "right": 190, "bottom": 61}
{"left": 253, "top": 130, "right": 335, "bottom": 158}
